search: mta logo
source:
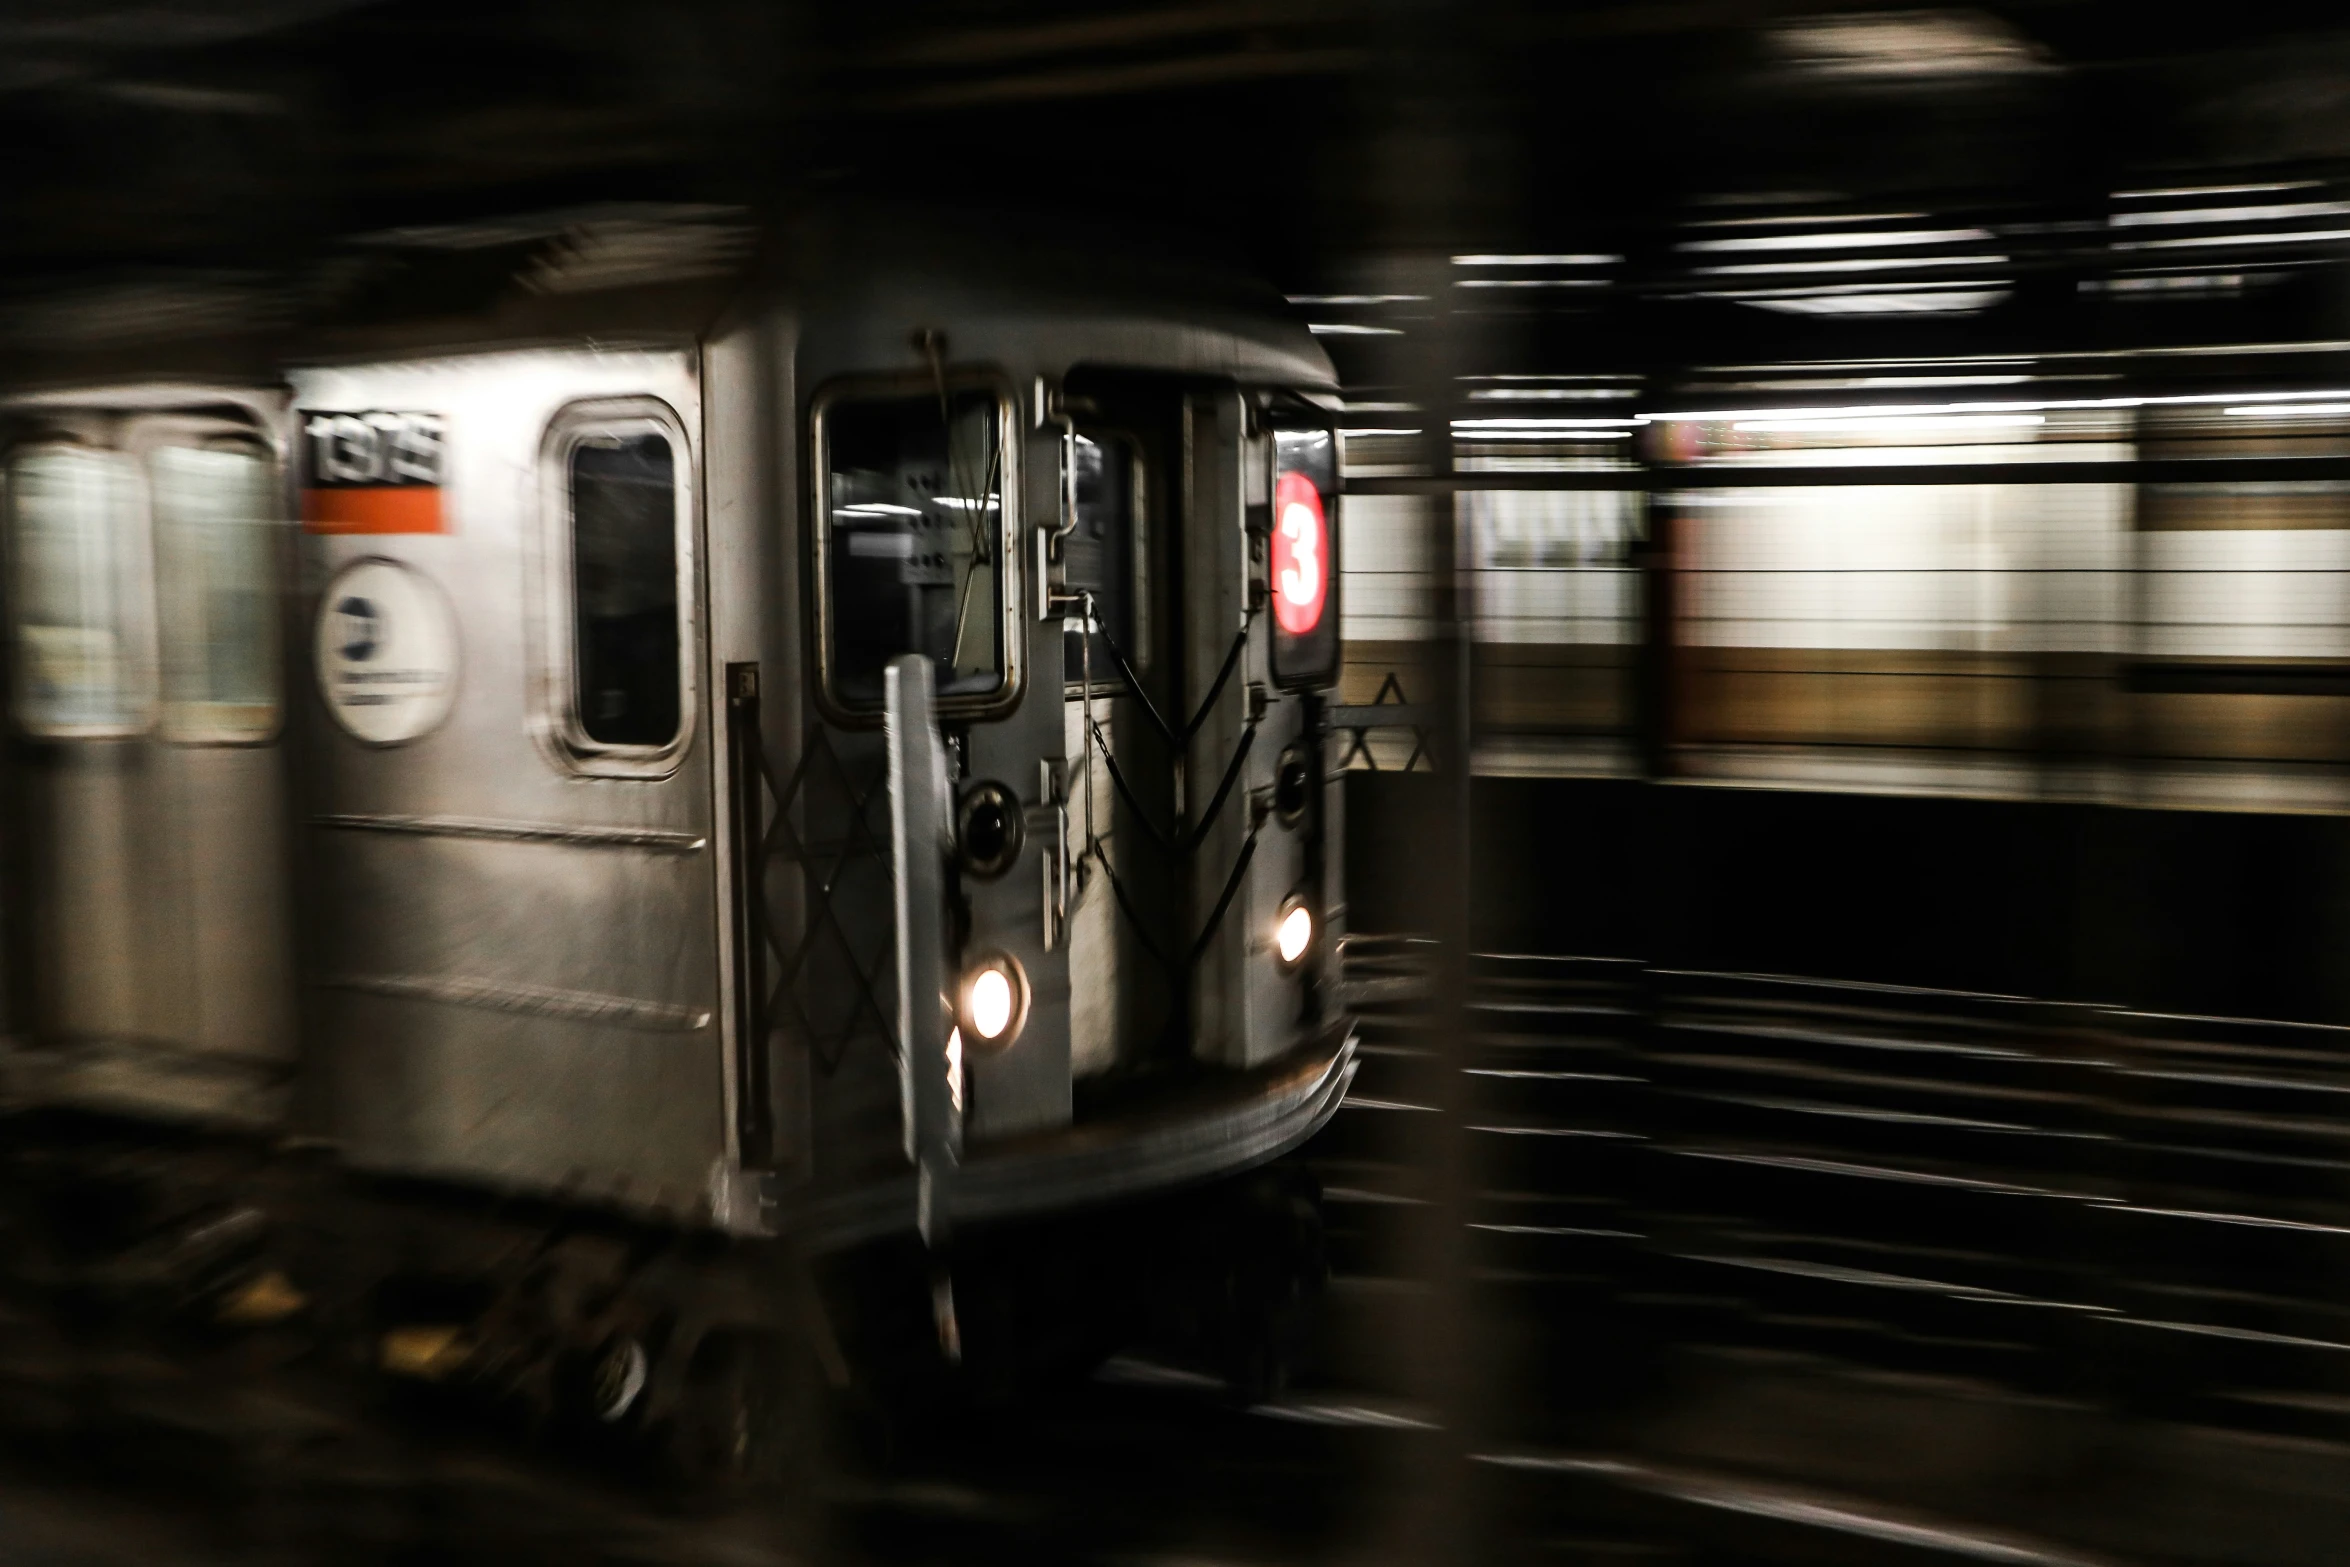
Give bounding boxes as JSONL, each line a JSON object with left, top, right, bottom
{"left": 335, "top": 596, "right": 380, "bottom": 662}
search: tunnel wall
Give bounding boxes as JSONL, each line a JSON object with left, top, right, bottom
{"left": 1346, "top": 771, "right": 2350, "bottom": 1024}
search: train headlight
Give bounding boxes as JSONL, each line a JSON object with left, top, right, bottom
{"left": 958, "top": 953, "right": 1028, "bottom": 1047}
{"left": 1275, "top": 900, "right": 1314, "bottom": 968}
{"left": 956, "top": 780, "right": 1024, "bottom": 880}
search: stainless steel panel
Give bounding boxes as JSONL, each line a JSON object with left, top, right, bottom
{"left": 325, "top": 996, "right": 723, "bottom": 1213}
{"left": 290, "top": 349, "right": 727, "bottom": 1209}
{"left": 699, "top": 314, "right": 797, "bottom": 1193}
{"left": 1185, "top": 391, "right": 1260, "bottom": 1066}
{"left": 1183, "top": 397, "right": 1317, "bottom": 1069}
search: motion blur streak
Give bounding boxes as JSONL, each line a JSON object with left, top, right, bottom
{"left": 14, "top": 3, "right": 2350, "bottom": 1566}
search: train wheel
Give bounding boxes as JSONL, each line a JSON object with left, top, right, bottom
{"left": 1216, "top": 1168, "right": 1328, "bottom": 1405}
{"left": 662, "top": 1329, "right": 806, "bottom": 1501}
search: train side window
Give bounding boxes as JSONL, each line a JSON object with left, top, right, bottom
{"left": 543, "top": 399, "right": 695, "bottom": 770}
{"left": 813, "top": 378, "right": 1017, "bottom": 714}
{"left": 1064, "top": 431, "right": 1145, "bottom": 688}
{"left": 151, "top": 444, "right": 282, "bottom": 744}
{"left": 5, "top": 444, "right": 154, "bottom": 737}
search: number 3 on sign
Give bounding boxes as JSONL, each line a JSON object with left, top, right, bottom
{"left": 1271, "top": 470, "right": 1327, "bottom": 637}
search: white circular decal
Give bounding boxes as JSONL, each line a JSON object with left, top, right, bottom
{"left": 314, "top": 558, "right": 459, "bottom": 744}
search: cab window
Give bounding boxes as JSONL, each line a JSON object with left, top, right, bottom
{"left": 817, "top": 382, "right": 1012, "bottom": 710}
{"left": 6, "top": 445, "right": 151, "bottom": 736}
{"left": 151, "top": 443, "right": 281, "bottom": 743}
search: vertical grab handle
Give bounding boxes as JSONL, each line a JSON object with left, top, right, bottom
{"left": 885, "top": 654, "right": 960, "bottom": 1246}
{"left": 725, "top": 662, "right": 773, "bottom": 1170}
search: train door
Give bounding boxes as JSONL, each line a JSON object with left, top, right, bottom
{"left": 788, "top": 367, "right": 1066, "bottom": 1176}
{"left": 1054, "top": 374, "right": 1338, "bottom": 1079}
{"left": 295, "top": 354, "right": 727, "bottom": 1217}
{"left": 1044, "top": 374, "right": 1176, "bottom": 1084}
{"left": 0, "top": 392, "right": 297, "bottom": 1124}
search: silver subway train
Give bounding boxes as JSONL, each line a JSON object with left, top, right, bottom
{"left": 0, "top": 209, "right": 1355, "bottom": 1472}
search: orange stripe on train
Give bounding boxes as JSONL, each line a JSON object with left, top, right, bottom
{"left": 301, "top": 487, "right": 446, "bottom": 535}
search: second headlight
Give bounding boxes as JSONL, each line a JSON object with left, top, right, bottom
{"left": 957, "top": 952, "right": 1029, "bottom": 1047}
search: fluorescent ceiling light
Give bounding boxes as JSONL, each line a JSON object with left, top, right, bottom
{"left": 1450, "top": 254, "right": 1622, "bottom": 266}
{"left": 1653, "top": 388, "right": 2350, "bottom": 422}
{"left": 1695, "top": 253, "right": 2009, "bottom": 277}
{"left": 1679, "top": 228, "right": 1992, "bottom": 253}
{"left": 1452, "top": 417, "right": 1640, "bottom": 430}
{"left": 2116, "top": 228, "right": 2350, "bottom": 251}
{"left": 1730, "top": 413, "right": 2045, "bottom": 433}
{"left": 1465, "top": 388, "right": 1637, "bottom": 400}
{"left": 2112, "top": 201, "right": 2350, "bottom": 228}
{"left": 2114, "top": 181, "right": 2323, "bottom": 200}
{"left": 1744, "top": 289, "right": 2010, "bottom": 316}
{"left": 1685, "top": 211, "right": 1925, "bottom": 229}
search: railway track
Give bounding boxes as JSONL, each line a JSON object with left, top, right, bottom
{"left": 0, "top": 937, "right": 2347, "bottom": 1565}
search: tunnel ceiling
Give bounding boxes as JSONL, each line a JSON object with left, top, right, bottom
{"left": 7, "top": 0, "right": 2350, "bottom": 372}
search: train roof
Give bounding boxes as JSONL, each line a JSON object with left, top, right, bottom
{"left": 283, "top": 201, "right": 1334, "bottom": 389}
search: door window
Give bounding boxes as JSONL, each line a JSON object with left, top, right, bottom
{"left": 152, "top": 443, "right": 281, "bottom": 742}
{"left": 572, "top": 431, "right": 682, "bottom": 747}
{"left": 6, "top": 445, "right": 152, "bottom": 735}
{"left": 541, "top": 398, "right": 694, "bottom": 772}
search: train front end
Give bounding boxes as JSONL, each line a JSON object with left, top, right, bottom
{"left": 769, "top": 254, "right": 1356, "bottom": 1386}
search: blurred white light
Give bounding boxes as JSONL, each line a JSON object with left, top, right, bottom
{"left": 1680, "top": 228, "right": 1993, "bottom": 253}
{"left": 1731, "top": 413, "right": 2045, "bottom": 433}
{"left": 1454, "top": 278, "right": 1609, "bottom": 289}
{"left": 1687, "top": 210, "right": 1925, "bottom": 229}
{"left": 1744, "top": 288, "right": 2011, "bottom": 316}
{"left": 2117, "top": 228, "right": 2350, "bottom": 252}
{"left": 946, "top": 1028, "right": 964, "bottom": 1115}
{"left": 1342, "top": 428, "right": 1422, "bottom": 437}
{"left": 2224, "top": 403, "right": 2350, "bottom": 418}
{"left": 968, "top": 967, "right": 1015, "bottom": 1041}
{"left": 1286, "top": 294, "right": 1429, "bottom": 304}
{"left": 838, "top": 502, "right": 923, "bottom": 516}
{"left": 1276, "top": 905, "right": 1313, "bottom": 966}
{"left": 1453, "top": 417, "right": 1640, "bottom": 430}
{"left": 930, "top": 496, "right": 998, "bottom": 510}
{"left": 1769, "top": 10, "right": 2053, "bottom": 79}
{"left": 2115, "top": 181, "right": 2322, "bottom": 200}
{"left": 1308, "top": 323, "right": 1403, "bottom": 336}
{"left": 2101, "top": 273, "right": 2252, "bottom": 295}
{"left": 1466, "top": 388, "right": 1637, "bottom": 401}
{"left": 1718, "top": 374, "right": 2033, "bottom": 391}
{"left": 1695, "top": 254, "right": 2009, "bottom": 277}
{"left": 1451, "top": 254, "right": 1621, "bottom": 266}
{"left": 1454, "top": 430, "right": 1629, "bottom": 441}
{"left": 1653, "top": 388, "right": 2350, "bottom": 423}
{"left": 2113, "top": 201, "right": 2350, "bottom": 228}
